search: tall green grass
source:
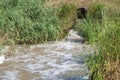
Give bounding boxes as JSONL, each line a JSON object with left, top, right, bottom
{"left": 57, "top": 3, "right": 76, "bottom": 36}
{"left": 0, "top": 0, "right": 77, "bottom": 44}
{"left": 0, "top": 0, "right": 64, "bottom": 44}
{"left": 77, "top": 2, "right": 120, "bottom": 80}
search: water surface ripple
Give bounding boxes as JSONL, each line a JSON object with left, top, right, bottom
{"left": 0, "top": 30, "right": 92, "bottom": 80}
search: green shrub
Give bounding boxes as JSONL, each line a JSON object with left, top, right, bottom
{"left": 76, "top": 2, "right": 120, "bottom": 80}
{"left": 57, "top": 3, "right": 76, "bottom": 19}
{"left": 56, "top": 3, "right": 76, "bottom": 36}
{"left": 87, "top": 2, "right": 109, "bottom": 20}
{"left": 0, "top": 0, "right": 63, "bottom": 44}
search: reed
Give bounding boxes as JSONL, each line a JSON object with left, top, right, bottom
{"left": 0, "top": 0, "right": 63, "bottom": 44}
{"left": 0, "top": 0, "right": 77, "bottom": 44}
{"left": 77, "top": 2, "right": 120, "bottom": 80}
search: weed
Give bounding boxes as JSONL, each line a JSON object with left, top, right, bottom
{"left": 76, "top": 2, "right": 120, "bottom": 80}
{"left": 0, "top": 0, "right": 63, "bottom": 44}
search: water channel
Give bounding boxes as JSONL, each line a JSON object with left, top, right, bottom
{"left": 0, "top": 29, "right": 93, "bottom": 80}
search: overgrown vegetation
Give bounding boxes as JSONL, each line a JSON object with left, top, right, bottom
{"left": 1, "top": 0, "right": 119, "bottom": 79}
{"left": 0, "top": 0, "right": 76, "bottom": 44}
{"left": 57, "top": 3, "right": 76, "bottom": 36}
{"left": 77, "top": 2, "right": 120, "bottom": 80}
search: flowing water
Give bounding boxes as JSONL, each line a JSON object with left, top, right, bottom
{"left": 0, "top": 29, "right": 93, "bottom": 80}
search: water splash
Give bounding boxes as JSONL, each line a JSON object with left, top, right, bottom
{"left": 0, "top": 29, "right": 93, "bottom": 80}
{"left": 0, "top": 54, "right": 5, "bottom": 64}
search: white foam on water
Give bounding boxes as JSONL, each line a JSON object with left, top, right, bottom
{"left": 0, "top": 29, "right": 92, "bottom": 80}
{"left": 0, "top": 54, "right": 5, "bottom": 64}
{"left": 0, "top": 71, "right": 19, "bottom": 80}
{"left": 82, "top": 75, "right": 89, "bottom": 80}
{"left": 68, "top": 29, "right": 81, "bottom": 39}
{"left": 55, "top": 42, "right": 74, "bottom": 51}
{"left": 26, "top": 64, "right": 45, "bottom": 71}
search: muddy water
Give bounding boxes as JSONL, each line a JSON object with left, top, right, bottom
{"left": 0, "top": 30, "right": 92, "bottom": 80}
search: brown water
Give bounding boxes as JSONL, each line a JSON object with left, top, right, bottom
{"left": 0, "top": 30, "right": 93, "bottom": 80}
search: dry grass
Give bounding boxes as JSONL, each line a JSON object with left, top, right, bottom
{"left": 105, "top": 60, "right": 120, "bottom": 80}
{"left": 45, "top": 0, "right": 86, "bottom": 7}
{"left": 0, "top": 34, "right": 8, "bottom": 44}
{"left": 45, "top": 0, "right": 120, "bottom": 8}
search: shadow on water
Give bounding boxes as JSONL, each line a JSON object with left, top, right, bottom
{"left": 57, "top": 69, "right": 89, "bottom": 80}
{"left": 58, "top": 77, "right": 86, "bottom": 80}
{"left": 67, "top": 39, "right": 86, "bottom": 44}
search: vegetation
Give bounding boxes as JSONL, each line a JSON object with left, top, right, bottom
{"left": 0, "top": 0, "right": 76, "bottom": 44}
{"left": 57, "top": 3, "right": 76, "bottom": 36}
{"left": 0, "top": 0, "right": 119, "bottom": 80}
{"left": 76, "top": 2, "right": 120, "bottom": 80}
